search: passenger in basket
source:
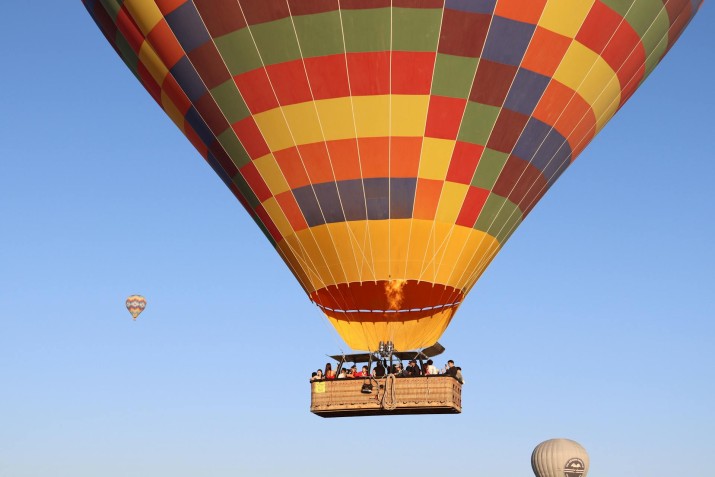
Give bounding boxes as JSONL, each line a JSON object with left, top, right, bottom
{"left": 444, "top": 360, "right": 457, "bottom": 377}
{"left": 312, "top": 369, "right": 324, "bottom": 381}
{"left": 425, "top": 359, "right": 439, "bottom": 375}
{"left": 393, "top": 362, "right": 407, "bottom": 377}
{"left": 373, "top": 360, "right": 386, "bottom": 377}
{"left": 347, "top": 364, "right": 358, "bottom": 378}
{"left": 406, "top": 360, "right": 422, "bottom": 377}
{"left": 353, "top": 365, "right": 368, "bottom": 378}
{"left": 455, "top": 367, "right": 464, "bottom": 384}
{"left": 324, "top": 362, "right": 336, "bottom": 380}
{"left": 337, "top": 367, "right": 347, "bottom": 379}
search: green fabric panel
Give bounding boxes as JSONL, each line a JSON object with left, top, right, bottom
{"left": 98, "top": 0, "right": 121, "bottom": 21}
{"left": 640, "top": 8, "right": 670, "bottom": 75}
{"left": 393, "top": 7, "right": 441, "bottom": 52}
{"left": 215, "top": 29, "right": 262, "bottom": 76}
{"left": 474, "top": 193, "right": 522, "bottom": 244}
{"left": 211, "top": 80, "right": 251, "bottom": 124}
{"left": 342, "top": 8, "right": 390, "bottom": 53}
{"left": 599, "top": 0, "right": 631, "bottom": 17}
{"left": 218, "top": 129, "right": 251, "bottom": 169}
{"left": 432, "top": 55, "right": 479, "bottom": 98}
{"left": 114, "top": 34, "right": 139, "bottom": 74}
{"left": 623, "top": 0, "right": 665, "bottom": 38}
{"left": 471, "top": 148, "right": 508, "bottom": 190}
{"left": 293, "top": 11, "right": 345, "bottom": 58}
{"left": 458, "top": 102, "right": 499, "bottom": 145}
{"left": 232, "top": 171, "right": 260, "bottom": 208}
{"left": 250, "top": 18, "right": 302, "bottom": 66}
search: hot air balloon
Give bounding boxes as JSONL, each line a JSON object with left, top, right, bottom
{"left": 532, "top": 438, "right": 589, "bottom": 477}
{"left": 126, "top": 295, "right": 147, "bottom": 320}
{"left": 83, "top": 0, "right": 701, "bottom": 353}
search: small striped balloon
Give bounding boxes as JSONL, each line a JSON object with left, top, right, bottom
{"left": 125, "top": 295, "right": 147, "bottom": 321}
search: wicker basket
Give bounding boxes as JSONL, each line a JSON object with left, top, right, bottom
{"left": 311, "top": 375, "right": 462, "bottom": 417}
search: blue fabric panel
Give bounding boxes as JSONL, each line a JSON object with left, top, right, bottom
{"left": 314, "top": 182, "right": 346, "bottom": 224}
{"left": 293, "top": 187, "right": 325, "bottom": 227}
{"left": 184, "top": 106, "right": 214, "bottom": 146}
{"left": 364, "top": 178, "right": 389, "bottom": 220}
{"left": 169, "top": 56, "right": 207, "bottom": 102}
{"left": 514, "top": 118, "right": 571, "bottom": 185}
{"left": 336, "top": 180, "right": 368, "bottom": 221}
{"left": 165, "top": 2, "right": 211, "bottom": 53}
{"left": 504, "top": 68, "right": 550, "bottom": 116}
{"left": 445, "top": 0, "right": 496, "bottom": 14}
{"left": 482, "top": 17, "right": 535, "bottom": 66}
{"left": 390, "top": 178, "right": 417, "bottom": 219}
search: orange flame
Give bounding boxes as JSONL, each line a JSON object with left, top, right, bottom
{"left": 384, "top": 279, "right": 407, "bottom": 310}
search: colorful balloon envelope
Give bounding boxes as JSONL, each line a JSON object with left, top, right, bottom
{"left": 126, "top": 295, "right": 147, "bottom": 320}
{"left": 85, "top": 0, "right": 701, "bottom": 350}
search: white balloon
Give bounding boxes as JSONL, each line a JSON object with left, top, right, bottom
{"left": 532, "top": 438, "right": 589, "bottom": 477}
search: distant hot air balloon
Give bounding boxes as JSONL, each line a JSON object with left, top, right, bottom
{"left": 532, "top": 438, "right": 589, "bottom": 477}
{"left": 126, "top": 295, "right": 147, "bottom": 320}
{"left": 84, "top": 0, "right": 701, "bottom": 351}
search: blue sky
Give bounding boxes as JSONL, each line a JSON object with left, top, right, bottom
{"left": 1, "top": 3, "right": 713, "bottom": 476}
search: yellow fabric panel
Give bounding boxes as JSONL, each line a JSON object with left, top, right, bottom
{"left": 346, "top": 221, "right": 377, "bottom": 282}
{"left": 443, "top": 228, "right": 500, "bottom": 289}
{"left": 276, "top": 236, "right": 312, "bottom": 293}
{"left": 538, "top": 0, "right": 595, "bottom": 38}
{"left": 288, "top": 220, "right": 498, "bottom": 290}
{"left": 281, "top": 102, "right": 325, "bottom": 145}
{"left": 367, "top": 220, "right": 390, "bottom": 278}
{"left": 313, "top": 97, "right": 356, "bottom": 142}
{"left": 254, "top": 95, "right": 428, "bottom": 148}
{"left": 326, "top": 306, "right": 455, "bottom": 351}
{"left": 325, "top": 224, "right": 362, "bottom": 283}
{"left": 253, "top": 108, "right": 294, "bottom": 152}
{"left": 262, "top": 197, "right": 293, "bottom": 239}
{"left": 311, "top": 225, "right": 348, "bottom": 285}
{"left": 390, "top": 95, "right": 429, "bottom": 137}
{"left": 435, "top": 182, "right": 469, "bottom": 224}
{"left": 253, "top": 154, "right": 290, "bottom": 196}
{"left": 123, "top": 0, "right": 163, "bottom": 35}
{"left": 422, "top": 221, "right": 456, "bottom": 283}
{"left": 161, "top": 91, "right": 184, "bottom": 129}
{"left": 405, "top": 219, "right": 433, "bottom": 280}
{"left": 353, "top": 95, "right": 390, "bottom": 138}
{"left": 454, "top": 227, "right": 500, "bottom": 289}
{"left": 389, "top": 219, "right": 411, "bottom": 277}
{"left": 138, "top": 42, "right": 169, "bottom": 85}
{"left": 290, "top": 229, "right": 334, "bottom": 288}
{"left": 456, "top": 234, "right": 502, "bottom": 291}
{"left": 553, "top": 41, "right": 621, "bottom": 130}
{"left": 280, "top": 234, "right": 319, "bottom": 293}
{"left": 418, "top": 138, "right": 455, "bottom": 180}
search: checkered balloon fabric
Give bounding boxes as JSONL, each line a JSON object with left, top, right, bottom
{"left": 85, "top": 0, "right": 701, "bottom": 350}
